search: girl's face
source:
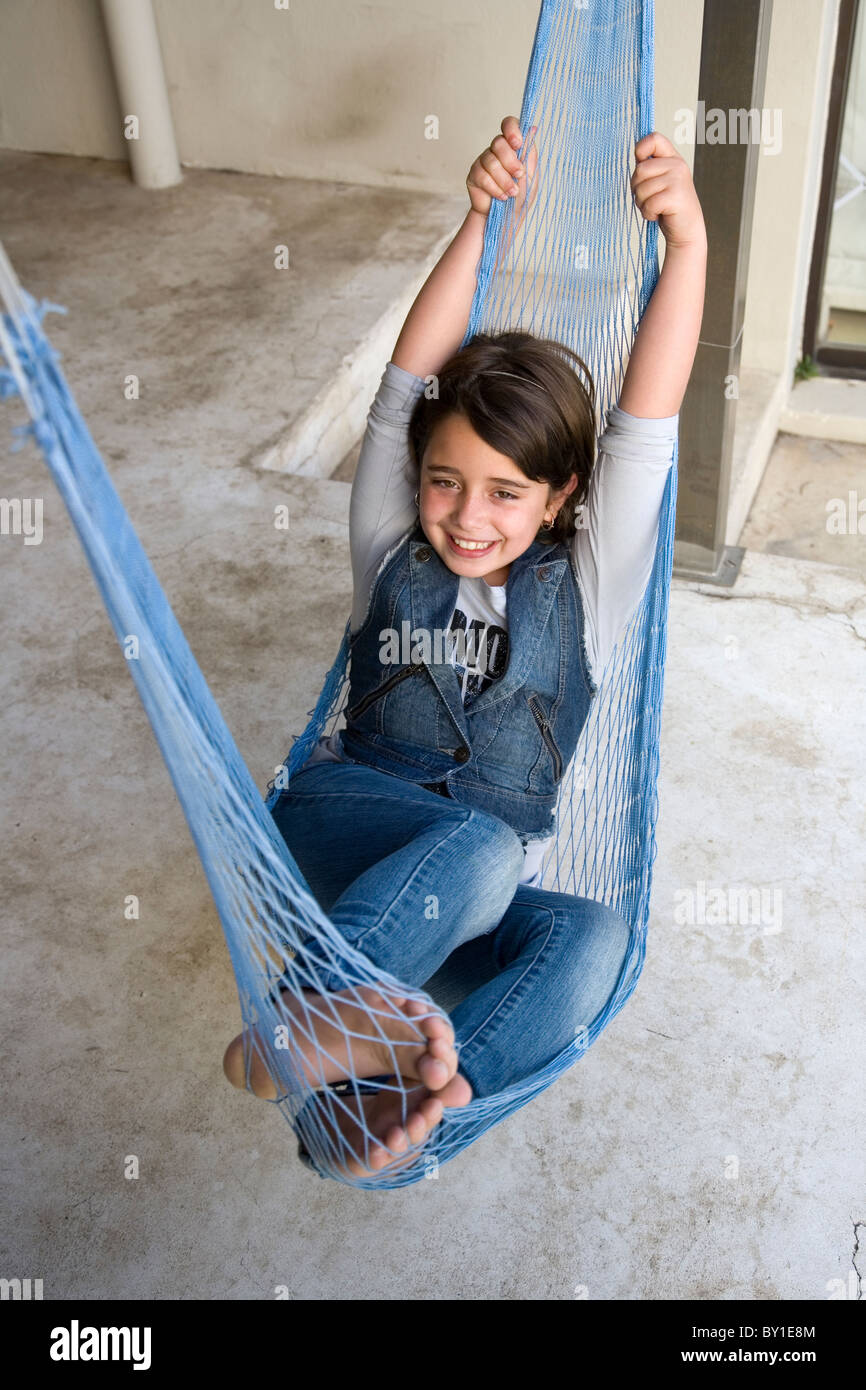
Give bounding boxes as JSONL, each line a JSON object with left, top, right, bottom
{"left": 418, "top": 412, "right": 578, "bottom": 586}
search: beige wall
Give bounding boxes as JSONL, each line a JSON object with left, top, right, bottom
{"left": 0, "top": 0, "right": 541, "bottom": 189}
{"left": 0, "top": 0, "right": 126, "bottom": 160}
{"left": 0, "top": 0, "right": 702, "bottom": 195}
{"left": 0, "top": 0, "right": 838, "bottom": 381}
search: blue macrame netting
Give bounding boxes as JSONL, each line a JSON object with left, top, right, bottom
{"left": 1, "top": 0, "right": 677, "bottom": 1190}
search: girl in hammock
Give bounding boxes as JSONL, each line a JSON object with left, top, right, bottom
{"left": 224, "top": 115, "right": 706, "bottom": 1177}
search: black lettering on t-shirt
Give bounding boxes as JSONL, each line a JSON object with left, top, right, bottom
{"left": 448, "top": 608, "right": 509, "bottom": 701}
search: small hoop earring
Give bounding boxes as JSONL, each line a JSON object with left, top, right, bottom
{"left": 541, "top": 513, "right": 555, "bottom": 531}
{"left": 414, "top": 491, "right": 420, "bottom": 508}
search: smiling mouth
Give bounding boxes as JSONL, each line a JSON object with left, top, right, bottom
{"left": 446, "top": 533, "right": 499, "bottom": 554}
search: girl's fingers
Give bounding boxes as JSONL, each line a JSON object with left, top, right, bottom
{"left": 480, "top": 147, "right": 520, "bottom": 195}
{"left": 632, "top": 158, "right": 676, "bottom": 189}
{"left": 631, "top": 171, "right": 671, "bottom": 209}
{"left": 501, "top": 114, "right": 523, "bottom": 148}
{"left": 490, "top": 132, "right": 523, "bottom": 177}
{"left": 636, "top": 131, "right": 678, "bottom": 162}
{"left": 467, "top": 119, "right": 538, "bottom": 209}
{"left": 499, "top": 117, "right": 538, "bottom": 155}
{"left": 472, "top": 164, "right": 514, "bottom": 202}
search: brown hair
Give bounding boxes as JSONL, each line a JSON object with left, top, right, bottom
{"left": 407, "top": 330, "right": 597, "bottom": 546}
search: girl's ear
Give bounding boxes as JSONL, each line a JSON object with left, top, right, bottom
{"left": 551, "top": 473, "right": 580, "bottom": 503}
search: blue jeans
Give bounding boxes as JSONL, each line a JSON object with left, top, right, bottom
{"left": 269, "top": 760, "right": 631, "bottom": 1099}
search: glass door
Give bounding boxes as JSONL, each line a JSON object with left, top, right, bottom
{"left": 805, "top": 0, "right": 866, "bottom": 376}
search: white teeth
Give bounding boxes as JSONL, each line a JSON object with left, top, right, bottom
{"left": 451, "top": 536, "right": 494, "bottom": 551}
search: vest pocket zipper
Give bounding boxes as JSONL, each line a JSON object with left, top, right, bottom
{"left": 345, "top": 661, "right": 426, "bottom": 721}
{"left": 526, "top": 694, "right": 563, "bottom": 781}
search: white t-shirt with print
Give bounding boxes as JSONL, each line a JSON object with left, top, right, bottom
{"left": 448, "top": 574, "right": 509, "bottom": 699}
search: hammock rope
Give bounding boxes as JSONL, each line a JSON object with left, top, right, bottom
{"left": 1, "top": 0, "right": 677, "bottom": 1190}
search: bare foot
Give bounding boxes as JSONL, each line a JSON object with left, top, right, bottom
{"left": 301, "top": 1072, "right": 473, "bottom": 1178}
{"left": 223, "top": 984, "right": 459, "bottom": 1100}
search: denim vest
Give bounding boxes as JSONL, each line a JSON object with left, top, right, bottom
{"left": 340, "top": 521, "right": 597, "bottom": 840}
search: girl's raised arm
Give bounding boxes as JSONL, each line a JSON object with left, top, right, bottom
{"left": 618, "top": 132, "right": 707, "bottom": 419}
{"left": 391, "top": 117, "right": 537, "bottom": 381}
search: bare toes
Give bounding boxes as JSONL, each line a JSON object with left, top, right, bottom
{"left": 405, "top": 1096, "right": 442, "bottom": 1144}
{"left": 385, "top": 1123, "right": 410, "bottom": 1151}
{"left": 404, "top": 1113, "right": 427, "bottom": 1145}
{"left": 416, "top": 1052, "right": 450, "bottom": 1090}
{"left": 427, "top": 1034, "right": 456, "bottom": 1062}
{"left": 435, "top": 1072, "right": 474, "bottom": 1107}
{"left": 418, "top": 1095, "right": 445, "bottom": 1126}
{"left": 365, "top": 1127, "right": 409, "bottom": 1170}
{"left": 406, "top": 997, "right": 452, "bottom": 1041}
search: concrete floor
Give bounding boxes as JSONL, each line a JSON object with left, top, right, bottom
{"left": 741, "top": 429, "right": 866, "bottom": 571}
{"left": 1, "top": 152, "right": 864, "bottom": 1301}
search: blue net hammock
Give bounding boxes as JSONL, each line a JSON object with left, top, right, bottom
{"left": 1, "top": 0, "right": 677, "bottom": 1190}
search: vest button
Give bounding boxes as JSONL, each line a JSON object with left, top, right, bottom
{"left": 537, "top": 566, "right": 549, "bottom": 580}
{"left": 452, "top": 745, "right": 470, "bottom": 763}
{"left": 416, "top": 547, "right": 431, "bottom": 562}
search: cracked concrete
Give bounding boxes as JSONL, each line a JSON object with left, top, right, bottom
{"left": 1, "top": 151, "right": 865, "bottom": 1300}
{"left": 852, "top": 1222, "right": 863, "bottom": 1301}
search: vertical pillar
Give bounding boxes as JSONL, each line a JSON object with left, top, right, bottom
{"left": 674, "top": 0, "right": 774, "bottom": 583}
{"left": 99, "top": 0, "right": 182, "bottom": 189}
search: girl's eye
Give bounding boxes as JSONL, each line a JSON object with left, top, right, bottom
{"left": 429, "top": 480, "right": 518, "bottom": 501}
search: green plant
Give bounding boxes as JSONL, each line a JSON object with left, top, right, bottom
{"left": 794, "top": 354, "right": 819, "bottom": 383}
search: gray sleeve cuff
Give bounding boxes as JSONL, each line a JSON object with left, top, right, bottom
{"left": 598, "top": 404, "right": 680, "bottom": 465}
{"left": 373, "top": 360, "right": 430, "bottom": 415}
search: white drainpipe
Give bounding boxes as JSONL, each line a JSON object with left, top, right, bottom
{"left": 99, "top": 0, "right": 181, "bottom": 188}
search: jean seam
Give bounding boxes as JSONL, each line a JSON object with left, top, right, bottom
{"left": 278, "top": 786, "right": 449, "bottom": 806}
{"left": 456, "top": 904, "right": 558, "bottom": 1058}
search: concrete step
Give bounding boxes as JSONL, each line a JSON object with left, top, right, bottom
{"left": 0, "top": 149, "right": 465, "bottom": 485}
{"left": 780, "top": 375, "right": 866, "bottom": 444}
